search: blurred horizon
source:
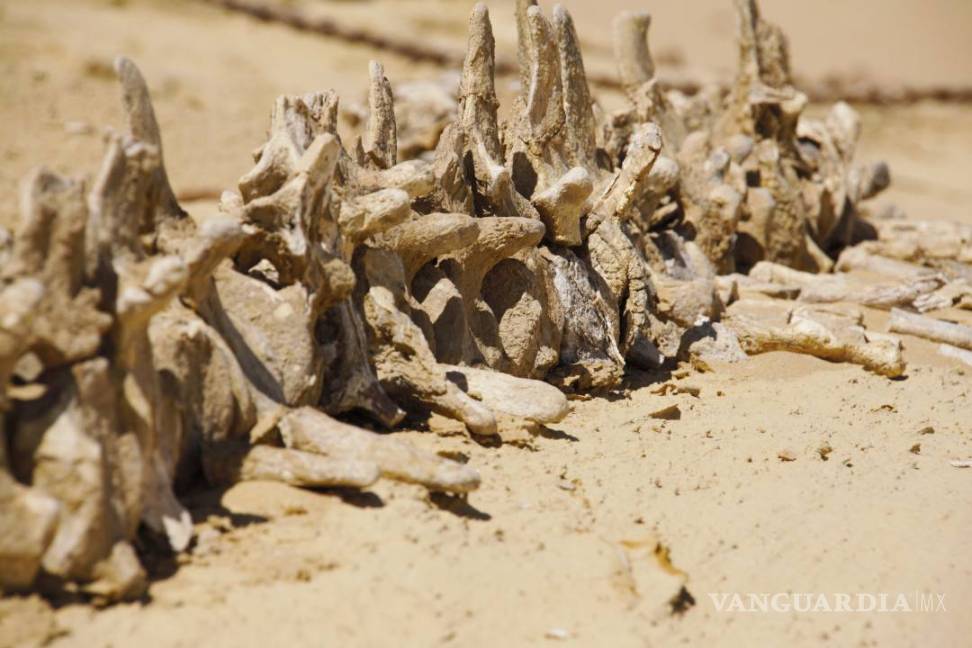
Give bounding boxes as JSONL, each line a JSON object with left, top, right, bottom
{"left": 495, "top": 0, "right": 972, "bottom": 88}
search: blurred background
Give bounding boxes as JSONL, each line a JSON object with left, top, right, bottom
{"left": 2, "top": 0, "right": 971, "bottom": 230}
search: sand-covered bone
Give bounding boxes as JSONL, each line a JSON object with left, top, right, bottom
{"left": 682, "top": 320, "right": 748, "bottom": 366}
{"left": 442, "top": 364, "right": 569, "bottom": 434}
{"left": 2, "top": 0, "right": 930, "bottom": 606}
{"left": 277, "top": 407, "right": 480, "bottom": 492}
{"left": 672, "top": 134, "right": 744, "bottom": 274}
{"left": 353, "top": 247, "right": 498, "bottom": 436}
{"left": 0, "top": 141, "right": 193, "bottom": 599}
{"left": 337, "top": 59, "right": 501, "bottom": 435}
{"left": 0, "top": 56, "right": 488, "bottom": 601}
{"left": 220, "top": 58, "right": 503, "bottom": 445}
{"left": 749, "top": 261, "right": 947, "bottom": 311}
{"left": 515, "top": 3, "right": 668, "bottom": 384}
{"left": 865, "top": 219, "right": 972, "bottom": 266}
{"left": 724, "top": 299, "right": 905, "bottom": 377}
{"left": 602, "top": 0, "right": 889, "bottom": 274}
{"left": 835, "top": 246, "right": 935, "bottom": 280}
{"left": 389, "top": 74, "right": 459, "bottom": 161}
{"left": 938, "top": 344, "right": 972, "bottom": 368}
{"left": 888, "top": 308, "right": 972, "bottom": 351}
{"left": 612, "top": 10, "right": 686, "bottom": 151}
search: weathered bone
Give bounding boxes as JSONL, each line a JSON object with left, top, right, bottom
{"left": 0, "top": 470, "right": 60, "bottom": 592}
{"left": 443, "top": 363, "right": 569, "bottom": 433}
{"left": 925, "top": 280, "right": 972, "bottom": 312}
{"left": 6, "top": 170, "right": 111, "bottom": 367}
{"left": 531, "top": 167, "right": 592, "bottom": 247}
{"left": 867, "top": 219, "right": 972, "bottom": 266}
{"left": 205, "top": 442, "right": 380, "bottom": 490}
{"left": 114, "top": 56, "right": 184, "bottom": 224}
{"left": 543, "top": 247, "right": 626, "bottom": 389}
{"left": 750, "top": 260, "right": 946, "bottom": 310}
{"left": 612, "top": 10, "right": 686, "bottom": 149}
{"left": 2, "top": 150, "right": 194, "bottom": 601}
{"left": 835, "top": 246, "right": 934, "bottom": 280}
{"left": 888, "top": 308, "right": 972, "bottom": 351}
{"left": 354, "top": 247, "right": 498, "bottom": 436}
{"left": 796, "top": 102, "right": 890, "bottom": 252}
{"left": 391, "top": 74, "right": 458, "bottom": 160}
{"left": 0, "top": 0, "right": 918, "bottom": 603}
{"left": 436, "top": 217, "right": 546, "bottom": 369}
{"left": 724, "top": 299, "right": 905, "bottom": 377}
{"left": 508, "top": 4, "right": 594, "bottom": 241}
{"left": 361, "top": 61, "right": 398, "bottom": 170}
{"left": 673, "top": 133, "right": 743, "bottom": 273}
{"left": 938, "top": 343, "right": 972, "bottom": 368}
{"left": 683, "top": 320, "right": 748, "bottom": 367}
{"left": 369, "top": 212, "right": 479, "bottom": 283}
{"left": 553, "top": 6, "right": 597, "bottom": 168}
{"left": 0, "top": 278, "right": 58, "bottom": 593}
{"left": 450, "top": 3, "right": 511, "bottom": 217}
{"left": 278, "top": 407, "right": 481, "bottom": 492}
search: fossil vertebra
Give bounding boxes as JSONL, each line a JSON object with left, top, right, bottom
{"left": 5, "top": 0, "right": 962, "bottom": 604}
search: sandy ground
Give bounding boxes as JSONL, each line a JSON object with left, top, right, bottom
{"left": 1, "top": 1, "right": 971, "bottom": 646}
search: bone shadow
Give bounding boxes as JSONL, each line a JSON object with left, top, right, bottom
{"left": 428, "top": 492, "right": 491, "bottom": 521}
{"left": 537, "top": 426, "right": 579, "bottom": 442}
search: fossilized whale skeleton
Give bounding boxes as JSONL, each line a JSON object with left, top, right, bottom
{"left": 0, "top": 0, "right": 898, "bottom": 601}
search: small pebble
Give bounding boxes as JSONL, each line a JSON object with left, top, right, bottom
{"left": 545, "top": 628, "right": 571, "bottom": 640}
{"left": 64, "top": 120, "right": 93, "bottom": 136}
{"left": 674, "top": 382, "right": 701, "bottom": 397}
{"left": 649, "top": 404, "right": 681, "bottom": 420}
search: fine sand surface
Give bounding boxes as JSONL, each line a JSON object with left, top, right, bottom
{"left": 1, "top": 1, "right": 970, "bottom": 646}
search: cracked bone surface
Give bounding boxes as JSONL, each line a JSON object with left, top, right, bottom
{"left": 2, "top": 0, "right": 931, "bottom": 604}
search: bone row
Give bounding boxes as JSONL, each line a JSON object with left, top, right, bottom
{"left": 3, "top": 0, "right": 969, "bottom": 602}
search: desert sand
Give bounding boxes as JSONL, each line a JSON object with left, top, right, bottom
{"left": 0, "top": 1, "right": 970, "bottom": 646}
